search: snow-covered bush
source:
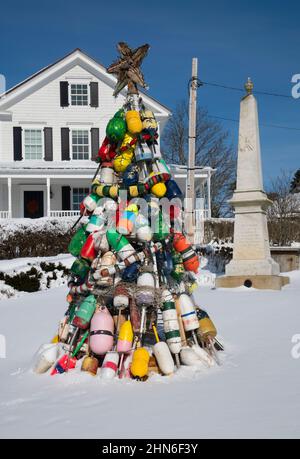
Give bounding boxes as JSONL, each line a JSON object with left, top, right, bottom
{"left": 0, "top": 218, "right": 76, "bottom": 259}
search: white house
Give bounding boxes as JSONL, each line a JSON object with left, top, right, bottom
{"left": 0, "top": 49, "right": 213, "bottom": 225}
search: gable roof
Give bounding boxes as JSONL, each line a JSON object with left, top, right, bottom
{"left": 0, "top": 48, "right": 171, "bottom": 117}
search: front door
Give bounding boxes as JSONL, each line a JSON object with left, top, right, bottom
{"left": 24, "top": 191, "right": 44, "bottom": 218}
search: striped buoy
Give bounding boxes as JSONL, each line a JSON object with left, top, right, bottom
{"left": 161, "top": 289, "right": 182, "bottom": 356}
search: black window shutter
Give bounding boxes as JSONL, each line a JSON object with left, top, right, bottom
{"left": 61, "top": 127, "right": 70, "bottom": 160}
{"left": 44, "top": 127, "right": 53, "bottom": 161}
{"left": 60, "top": 81, "right": 69, "bottom": 107}
{"left": 62, "top": 186, "right": 71, "bottom": 210}
{"left": 91, "top": 128, "right": 99, "bottom": 161}
{"left": 13, "top": 127, "right": 22, "bottom": 161}
{"left": 90, "top": 82, "right": 99, "bottom": 107}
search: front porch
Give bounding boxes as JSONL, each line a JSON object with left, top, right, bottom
{"left": 0, "top": 163, "right": 213, "bottom": 243}
{"left": 0, "top": 176, "right": 90, "bottom": 219}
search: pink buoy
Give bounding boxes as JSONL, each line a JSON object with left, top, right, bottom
{"left": 89, "top": 306, "right": 114, "bottom": 355}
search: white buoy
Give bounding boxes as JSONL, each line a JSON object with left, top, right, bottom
{"left": 100, "top": 351, "right": 119, "bottom": 379}
{"left": 33, "top": 343, "right": 60, "bottom": 374}
{"left": 180, "top": 346, "right": 202, "bottom": 366}
{"left": 153, "top": 342, "right": 175, "bottom": 376}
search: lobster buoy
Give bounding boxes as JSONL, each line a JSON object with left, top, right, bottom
{"left": 70, "top": 257, "right": 90, "bottom": 280}
{"left": 131, "top": 347, "right": 150, "bottom": 379}
{"left": 196, "top": 308, "right": 217, "bottom": 339}
{"left": 113, "top": 151, "right": 133, "bottom": 173}
{"left": 178, "top": 294, "right": 199, "bottom": 332}
{"left": 150, "top": 173, "right": 167, "bottom": 198}
{"left": 100, "top": 162, "right": 116, "bottom": 185}
{"left": 81, "top": 355, "right": 99, "bottom": 376}
{"left": 117, "top": 204, "right": 139, "bottom": 235}
{"left": 106, "top": 110, "right": 126, "bottom": 143}
{"left": 86, "top": 213, "right": 106, "bottom": 233}
{"left": 165, "top": 179, "right": 183, "bottom": 200}
{"left": 120, "top": 132, "right": 137, "bottom": 153}
{"left": 113, "top": 283, "right": 130, "bottom": 309}
{"left": 83, "top": 193, "right": 99, "bottom": 212}
{"left": 123, "top": 164, "right": 139, "bottom": 187}
{"left": 140, "top": 109, "right": 158, "bottom": 130}
{"left": 93, "top": 251, "right": 116, "bottom": 286}
{"left": 126, "top": 110, "right": 143, "bottom": 134}
{"left": 153, "top": 341, "right": 174, "bottom": 376}
{"left": 173, "top": 233, "right": 199, "bottom": 273}
{"left": 80, "top": 233, "right": 97, "bottom": 262}
{"left": 135, "top": 214, "right": 152, "bottom": 242}
{"left": 134, "top": 143, "right": 152, "bottom": 162}
{"left": 117, "top": 320, "right": 133, "bottom": 353}
{"left": 122, "top": 262, "right": 139, "bottom": 282}
{"left": 73, "top": 295, "right": 97, "bottom": 330}
{"left": 180, "top": 346, "right": 202, "bottom": 366}
{"left": 106, "top": 229, "right": 136, "bottom": 261}
{"left": 136, "top": 272, "right": 155, "bottom": 308}
{"left": 161, "top": 290, "right": 182, "bottom": 355}
{"left": 33, "top": 343, "right": 59, "bottom": 374}
{"left": 170, "top": 249, "right": 185, "bottom": 282}
{"left": 100, "top": 351, "right": 119, "bottom": 379}
{"left": 68, "top": 226, "right": 88, "bottom": 257}
{"left": 89, "top": 306, "right": 114, "bottom": 355}
{"left": 97, "top": 136, "right": 117, "bottom": 162}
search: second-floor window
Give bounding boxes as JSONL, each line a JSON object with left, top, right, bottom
{"left": 24, "top": 129, "right": 43, "bottom": 160}
{"left": 70, "top": 84, "right": 88, "bottom": 106}
{"left": 71, "top": 129, "right": 89, "bottom": 160}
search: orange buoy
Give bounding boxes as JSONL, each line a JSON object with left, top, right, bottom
{"left": 173, "top": 233, "right": 199, "bottom": 273}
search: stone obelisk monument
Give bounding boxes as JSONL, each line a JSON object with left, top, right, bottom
{"left": 217, "top": 79, "right": 289, "bottom": 290}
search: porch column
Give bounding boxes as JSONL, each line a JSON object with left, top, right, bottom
{"left": 7, "top": 177, "right": 12, "bottom": 218}
{"left": 46, "top": 177, "right": 51, "bottom": 217}
{"left": 207, "top": 169, "right": 211, "bottom": 219}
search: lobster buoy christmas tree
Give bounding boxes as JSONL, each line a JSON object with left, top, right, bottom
{"left": 33, "top": 42, "right": 223, "bottom": 379}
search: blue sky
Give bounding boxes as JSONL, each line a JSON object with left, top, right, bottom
{"left": 0, "top": 0, "right": 299, "bottom": 185}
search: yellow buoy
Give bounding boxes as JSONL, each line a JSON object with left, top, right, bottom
{"left": 113, "top": 152, "right": 133, "bottom": 173}
{"left": 130, "top": 347, "right": 150, "bottom": 378}
{"left": 126, "top": 110, "right": 143, "bottom": 134}
{"left": 199, "top": 318, "right": 217, "bottom": 338}
{"left": 150, "top": 173, "right": 167, "bottom": 198}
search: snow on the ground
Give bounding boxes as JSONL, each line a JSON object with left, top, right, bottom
{"left": 0, "top": 254, "right": 74, "bottom": 300}
{"left": 0, "top": 272, "right": 300, "bottom": 439}
{"left": 0, "top": 254, "right": 74, "bottom": 274}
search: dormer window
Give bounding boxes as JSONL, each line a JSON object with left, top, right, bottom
{"left": 70, "top": 84, "right": 88, "bottom": 106}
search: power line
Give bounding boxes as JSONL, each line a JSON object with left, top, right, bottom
{"left": 202, "top": 81, "right": 293, "bottom": 99}
{"left": 208, "top": 114, "right": 300, "bottom": 131}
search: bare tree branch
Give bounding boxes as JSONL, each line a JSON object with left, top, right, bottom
{"left": 161, "top": 100, "right": 236, "bottom": 217}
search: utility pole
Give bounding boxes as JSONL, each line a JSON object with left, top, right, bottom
{"left": 186, "top": 58, "right": 198, "bottom": 244}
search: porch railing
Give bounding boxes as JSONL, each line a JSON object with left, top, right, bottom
{"left": 0, "top": 211, "right": 10, "bottom": 219}
{"left": 49, "top": 210, "right": 81, "bottom": 218}
{"left": 194, "top": 209, "right": 209, "bottom": 245}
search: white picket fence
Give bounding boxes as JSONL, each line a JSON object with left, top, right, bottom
{"left": 49, "top": 210, "right": 80, "bottom": 218}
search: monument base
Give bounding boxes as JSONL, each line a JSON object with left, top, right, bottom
{"left": 216, "top": 275, "right": 289, "bottom": 291}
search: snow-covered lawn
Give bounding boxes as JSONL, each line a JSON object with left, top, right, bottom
{"left": 0, "top": 271, "right": 300, "bottom": 438}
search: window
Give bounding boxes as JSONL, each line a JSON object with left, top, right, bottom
{"left": 71, "top": 130, "right": 89, "bottom": 160}
{"left": 24, "top": 129, "right": 43, "bottom": 160}
{"left": 70, "top": 84, "right": 88, "bottom": 106}
{"left": 72, "top": 187, "right": 89, "bottom": 210}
